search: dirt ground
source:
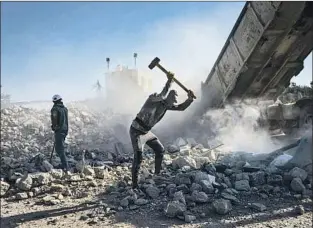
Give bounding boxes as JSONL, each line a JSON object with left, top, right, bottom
{"left": 1, "top": 184, "right": 312, "bottom": 228}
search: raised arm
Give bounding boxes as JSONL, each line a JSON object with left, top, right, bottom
{"left": 150, "top": 73, "right": 174, "bottom": 102}
{"left": 168, "top": 90, "right": 195, "bottom": 111}
{"left": 168, "top": 98, "right": 193, "bottom": 111}
{"left": 158, "top": 77, "right": 173, "bottom": 98}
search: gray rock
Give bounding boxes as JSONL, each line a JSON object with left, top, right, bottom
{"left": 172, "top": 156, "right": 197, "bottom": 169}
{"left": 129, "top": 205, "right": 140, "bottom": 210}
{"left": 165, "top": 201, "right": 187, "bottom": 218}
{"left": 49, "top": 169, "right": 63, "bottom": 179}
{"left": 94, "top": 167, "right": 108, "bottom": 179}
{"left": 175, "top": 137, "right": 188, "bottom": 147}
{"left": 134, "top": 198, "right": 148, "bottom": 206}
{"left": 181, "top": 166, "right": 191, "bottom": 172}
{"left": 16, "top": 192, "right": 28, "bottom": 200}
{"left": 224, "top": 169, "right": 234, "bottom": 176}
{"left": 166, "top": 183, "right": 176, "bottom": 191}
{"left": 235, "top": 173, "right": 249, "bottom": 181}
{"left": 212, "top": 199, "right": 232, "bottom": 215}
{"left": 194, "top": 157, "right": 210, "bottom": 169}
{"left": 289, "top": 167, "right": 308, "bottom": 182}
{"left": 16, "top": 175, "right": 33, "bottom": 191}
{"left": 173, "top": 190, "right": 186, "bottom": 205}
{"left": 295, "top": 205, "right": 305, "bottom": 215}
{"left": 83, "top": 167, "right": 95, "bottom": 176}
{"left": 234, "top": 180, "right": 250, "bottom": 191}
{"left": 290, "top": 178, "right": 305, "bottom": 193}
{"left": 267, "top": 175, "right": 283, "bottom": 186}
{"left": 250, "top": 203, "right": 267, "bottom": 212}
{"left": 249, "top": 171, "right": 265, "bottom": 186}
{"left": 194, "top": 171, "right": 215, "bottom": 185}
{"left": 186, "top": 138, "right": 198, "bottom": 147}
{"left": 191, "top": 190, "right": 209, "bottom": 203}
{"left": 204, "top": 163, "right": 216, "bottom": 175}
{"left": 145, "top": 186, "right": 160, "bottom": 199}
{"left": 221, "top": 192, "right": 240, "bottom": 205}
{"left": 184, "top": 214, "right": 196, "bottom": 223}
{"left": 120, "top": 197, "right": 129, "bottom": 207}
{"left": 190, "top": 183, "right": 202, "bottom": 192}
{"left": 37, "top": 173, "right": 52, "bottom": 185}
{"left": 0, "top": 181, "right": 10, "bottom": 196}
{"left": 177, "top": 184, "right": 189, "bottom": 194}
{"left": 223, "top": 177, "right": 232, "bottom": 188}
{"left": 175, "top": 173, "right": 191, "bottom": 185}
{"left": 168, "top": 145, "right": 180, "bottom": 153}
{"left": 42, "top": 160, "right": 54, "bottom": 172}
{"left": 199, "top": 180, "right": 214, "bottom": 194}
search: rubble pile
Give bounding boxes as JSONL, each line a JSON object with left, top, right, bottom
{"left": 1, "top": 135, "right": 312, "bottom": 224}
{"left": 0, "top": 104, "right": 132, "bottom": 178}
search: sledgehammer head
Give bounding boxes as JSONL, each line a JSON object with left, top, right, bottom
{"left": 148, "top": 57, "right": 160, "bottom": 70}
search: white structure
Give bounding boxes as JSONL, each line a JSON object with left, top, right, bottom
{"left": 105, "top": 65, "right": 152, "bottom": 114}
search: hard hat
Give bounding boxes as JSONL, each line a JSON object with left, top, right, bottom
{"left": 52, "top": 94, "right": 62, "bottom": 102}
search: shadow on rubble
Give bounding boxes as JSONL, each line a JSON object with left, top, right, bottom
{"left": 0, "top": 201, "right": 98, "bottom": 228}
{"left": 94, "top": 185, "right": 313, "bottom": 228}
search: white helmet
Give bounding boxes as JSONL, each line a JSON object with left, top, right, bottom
{"left": 52, "top": 94, "right": 62, "bottom": 102}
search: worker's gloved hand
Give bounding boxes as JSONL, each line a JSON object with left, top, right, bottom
{"left": 51, "top": 125, "right": 60, "bottom": 131}
{"left": 167, "top": 72, "right": 174, "bottom": 81}
{"left": 187, "top": 90, "right": 195, "bottom": 100}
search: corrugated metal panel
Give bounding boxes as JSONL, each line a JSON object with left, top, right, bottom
{"left": 201, "top": 1, "right": 313, "bottom": 111}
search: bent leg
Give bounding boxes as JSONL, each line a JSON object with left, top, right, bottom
{"left": 146, "top": 136, "right": 165, "bottom": 175}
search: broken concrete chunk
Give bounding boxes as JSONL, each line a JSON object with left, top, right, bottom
{"left": 83, "top": 167, "right": 95, "bottom": 176}
{"left": 191, "top": 190, "right": 209, "bottom": 203}
{"left": 173, "top": 190, "right": 186, "bottom": 205}
{"left": 289, "top": 167, "right": 308, "bottom": 182}
{"left": 172, "top": 156, "right": 197, "bottom": 169}
{"left": 184, "top": 214, "right": 196, "bottom": 223}
{"left": 42, "top": 160, "right": 54, "bottom": 172}
{"left": 145, "top": 186, "right": 160, "bottom": 199}
{"left": 234, "top": 180, "right": 250, "bottom": 191}
{"left": 165, "top": 201, "right": 187, "bottom": 218}
{"left": 249, "top": 171, "right": 266, "bottom": 186}
{"left": 249, "top": 203, "right": 267, "bottom": 212}
{"left": 167, "top": 145, "right": 180, "bottom": 153}
{"left": 212, "top": 199, "right": 232, "bottom": 215}
{"left": 16, "top": 192, "right": 28, "bottom": 200}
{"left": 267, "top": 175, "right": 283, "bottom": 186}
{"left": 16, "top": 175, "right": 33, "bottom": 191}
{"left": 134, "top": 198, "right": 148, "bottom": 206}
{"left": 0, "top": 181, "right": 10, "bottom": 196}
{"left": 175, "top": 137, "right": 188, "bottom": 147}
{"left": 199, "top": 180, "right": 214, "bottom": 194}
{"left": 290, "top": 178, "right": 305, "bottom": 193}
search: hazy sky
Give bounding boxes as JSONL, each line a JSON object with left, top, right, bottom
{"left": 1, "top": 2, "right": 312, "bottom": 102}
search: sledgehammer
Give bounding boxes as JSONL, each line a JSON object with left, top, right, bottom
{"left": 148, "top": 57, "right": 197, "bottom": 99}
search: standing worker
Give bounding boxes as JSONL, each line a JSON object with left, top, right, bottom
{"left": 51, "top": 94, "right": 69, "bottom": 173}
{"left": 130, "top": 74, "right": 195, "bottom": 189}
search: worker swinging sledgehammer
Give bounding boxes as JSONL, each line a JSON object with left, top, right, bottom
{"left": 129, "top": 57, "right": 196, "bottom": 189}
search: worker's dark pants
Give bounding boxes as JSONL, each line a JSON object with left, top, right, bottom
{"left": 54, "top": 132, "right": 69, "bottom": 171}
{"left": 129, "top": 126, "right": 165, "bottom": 188}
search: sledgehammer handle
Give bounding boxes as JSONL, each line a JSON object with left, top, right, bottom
{"left": 157, "top": 63, "right": 197, "bottom": 99}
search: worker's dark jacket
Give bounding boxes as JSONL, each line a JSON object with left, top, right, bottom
{"left": 51, "top": 102, "right": 68, "bottom": 135}
{"left": 131, "top": 79, "right": 193, "bottom": 133}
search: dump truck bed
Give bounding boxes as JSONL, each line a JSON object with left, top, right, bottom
{"left": 200, "top": 1, "right": 313, "bottom": 112}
